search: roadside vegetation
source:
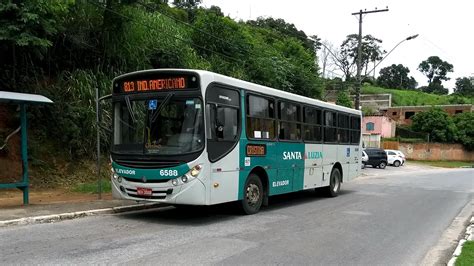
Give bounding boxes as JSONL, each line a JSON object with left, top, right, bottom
{"left": 0, "top": 0, "right": 321, "bottom": 189}
{"left": 361, "top": 86, "right": 473, "bottom": 106}
{"left": 456, "top": 241, "right": 474, "bottom": 266}
{"left": 0, "top": 0, "right": 472, "bottom": 191}
{"left": 72, "top": 179, "right": 112, "bottom": 194}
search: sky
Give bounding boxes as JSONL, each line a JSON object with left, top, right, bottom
{"left": 202, "top": 0, "right": 474, "bottom": 91}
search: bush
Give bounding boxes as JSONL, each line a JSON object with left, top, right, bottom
{"left": 454, "top": 112, "right": 474, "bottom": 150}
{"left": 411, "top": 107, "right": 456, "bottom": 143}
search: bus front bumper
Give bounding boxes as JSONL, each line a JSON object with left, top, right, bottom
{"left": 111, "top": 176, "right": 207, "bottom": 205}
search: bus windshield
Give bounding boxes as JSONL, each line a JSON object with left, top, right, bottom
{"left": 112, "top": 96, "right": 204, "bottom": 155}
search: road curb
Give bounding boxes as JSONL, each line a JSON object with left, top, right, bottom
{"left": 447, "top": 215, "right": 473, "bottom": 266}
{"left": 0, "top": 203, "right": 163, "bottom": 228}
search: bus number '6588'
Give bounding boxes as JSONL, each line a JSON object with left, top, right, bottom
{"left": 160, "top": 170, "right": 178, "bottom": 177}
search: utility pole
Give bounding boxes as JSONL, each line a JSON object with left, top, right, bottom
{"left": 352, "top": 7, "right": 389, "bottom": 110}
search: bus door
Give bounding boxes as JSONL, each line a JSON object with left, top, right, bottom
{"left": 304, "top": 144, "right": 324, "bottom": 189}
{"left": 206, "top": 85, "right": 241, "bottom": 204}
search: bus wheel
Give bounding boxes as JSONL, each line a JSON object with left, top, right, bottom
{"left": 325, "top": 168, "right": 341, "bottom": 197}
{"left": 240, "top": 173, "right": 263, "bottom": 215}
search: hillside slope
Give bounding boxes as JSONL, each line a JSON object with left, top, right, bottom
{"left": 362, "top": 86, "right": 473, "bottom": 106}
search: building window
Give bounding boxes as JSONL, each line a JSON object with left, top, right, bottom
{"left": 404, "top": 111, "right": 415, "bottom": 119}
{"left": 455, "top": 110, "right": 463, "bottom": 114}
{"left": 392, "top": 112, "right": 397, "bottom": 116}
{"left": 366, "top": 122, "right": 374, "bottom": 131}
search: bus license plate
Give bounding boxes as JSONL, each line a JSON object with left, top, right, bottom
{"left": 137, "top": 187, "right": 152, "bottom": 196}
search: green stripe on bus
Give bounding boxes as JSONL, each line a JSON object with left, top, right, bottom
{"left": 112, "top": 161, "right": 190, "bottom": 180}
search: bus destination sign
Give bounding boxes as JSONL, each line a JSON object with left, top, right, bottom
{"left": 123, "top": 77, "right": 186, "bottom": 92}
{"left": 115, "top": 73, "right": 199, "bottom": 94}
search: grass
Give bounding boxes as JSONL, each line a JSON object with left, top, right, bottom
{"left": 71, "top": 179, "right": 112, "bottom": 194}
{"left": 412, "top": 160, "right": 473, "bottom": 168}
{"left": 456, "top": 241, "right": 474, "bottom": 266}
{"left": 361, "top": 85, "right": 473, "bottom": 106}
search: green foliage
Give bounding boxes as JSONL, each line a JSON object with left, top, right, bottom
{"left": 191, "top": 10, "right": 250, "bottom": 61}
{"left": 411, "top": 107, "right": 456, "bottom": 143}
{"left": 0, "top": 0, "right": 70, "bottom": 48}
{"left": 336, "top": 90, "right": 353, "bottom": 108}
{"left": 246, "top": 17, "right": 316, "bottom": 51}
{"left": 420, "top": 83, "right": 448, "bottom": 95}
{"left": 418, "top": 56, "right": 453, "bottom": 86}
{"left": 453, "top": 112, "right": 474, "bottom": 150}
{"left": 338, "top": 34, "right": 385, "bottom": 80}
{"left": 377, "top": 64, "right": 417, "bottom": 89}
{"left": 72, "top": 179, "right": 111, "bottom": 194}
{"left": 454, "top": 77, "right": 474, "bottom": 97}
{"left": 31, "top": 69, "right": 112, "bottom": 158}
{"left": 0, "top": 1, "right": 322, "bottom": 163}
{"left": 456, "top": 241, "right": 474, "bottom": 266}
{"left": 361, "top": 106, "right": 376, "bottom": 116}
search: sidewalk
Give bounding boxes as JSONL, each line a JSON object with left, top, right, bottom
{"left": 0, "top": 189, "right": 162, "bottom": 226}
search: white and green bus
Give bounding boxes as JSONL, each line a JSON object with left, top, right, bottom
{"left": 110, "top": 69, "right": 361, "bottom": 214}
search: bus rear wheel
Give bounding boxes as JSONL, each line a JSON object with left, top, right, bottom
{"left": 240, "top": 173, "right": 263, "bottom": 215}
{"left": 325, "top": 168, "right": 341, "bottom": 197}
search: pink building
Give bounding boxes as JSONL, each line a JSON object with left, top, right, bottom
{"left": 362, "top": 115, "right": 395, "bottom": 138}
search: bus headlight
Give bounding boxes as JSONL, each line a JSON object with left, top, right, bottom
{"left": 172, "top": 165, "right": 202, "bottom": 185}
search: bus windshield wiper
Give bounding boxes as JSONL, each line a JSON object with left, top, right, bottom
{"left": 151, "top": 92, "right": 174, "bottom": 123}
{"left": 125, "top": 95, "right": 136, "bottom": 124}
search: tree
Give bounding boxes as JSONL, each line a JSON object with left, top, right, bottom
{"left": 453, "top": 77, "right": 474, "bottom": 97}
{"left": 420, "top": 83, "right": 448, "bottom": 95}
{"left": 336, "top": 34, "right": 385, "bottom": 81}
{"left": 453, "top": 112, "right": 474, "bottom": 150}
{"left": 377, "top": 64, "right": 417, "bottom": 89}
{"left": 335, "top": 90, "right": 353, "bottom": 108}
{"left": 172, "top": 0, "right": 201, "bottom": 9}
{"left": 411, "top": 107, "right": 456, "bottom": 142}
{"left": 418, "top": 56, "right": 453, "bottom": 87}
{"left": 246, "top": 17, "right": 316, "bottom": 52}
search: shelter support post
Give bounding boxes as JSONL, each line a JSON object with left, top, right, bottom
{"left": 20, "top": 103, "right": 29, "bottom": 204}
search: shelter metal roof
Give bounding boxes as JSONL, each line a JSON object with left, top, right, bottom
{"left": 0, "top": 91, "right": 53, "bottom": 104}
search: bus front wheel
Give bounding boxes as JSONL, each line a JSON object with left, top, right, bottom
{"left": 240, "top": 173, "right": 263, "bottom": 215}
{"left": 325, "top": 168, "right": 341, "bottom": 197}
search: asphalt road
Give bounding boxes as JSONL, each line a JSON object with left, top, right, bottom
{"left": 0, "top": 164, "right": 472, "bottom": 265}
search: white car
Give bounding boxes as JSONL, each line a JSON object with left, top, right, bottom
{"left": 386, "top": 149, "right": 406, "bottom": 165}
{"left": 385, "top": 150, "right": 404, "bottom": 167}
{"left": 361, "top": 150, "right": 369, "bottom": 169}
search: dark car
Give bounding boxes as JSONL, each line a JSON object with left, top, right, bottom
{"left": 363, "top": 148, "right": 388, "bottom": 169}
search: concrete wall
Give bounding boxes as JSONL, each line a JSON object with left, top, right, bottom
{"left": 362, "top": 134, "right": 381, "bottom": 148}
{"left": 398, "top": 142, "right": 474, "bottom": 161}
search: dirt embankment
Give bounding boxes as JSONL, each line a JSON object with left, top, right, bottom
{"left": 0, "top": 106, "right": 22, "bottom": 183}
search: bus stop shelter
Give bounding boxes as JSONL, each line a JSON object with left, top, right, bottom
{"left": 0, "top": 91, "right": 53, "bottom": 205}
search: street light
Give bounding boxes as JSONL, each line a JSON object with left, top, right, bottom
{"left": 367, "top": 34, "right": 419, "bottom": 77}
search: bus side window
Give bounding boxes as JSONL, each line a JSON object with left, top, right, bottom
{"left": 246, "top": 95, "right": 276, "bottom": 139}
{"left": 324, "top": 110, "right": 337, "bottom": 143}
